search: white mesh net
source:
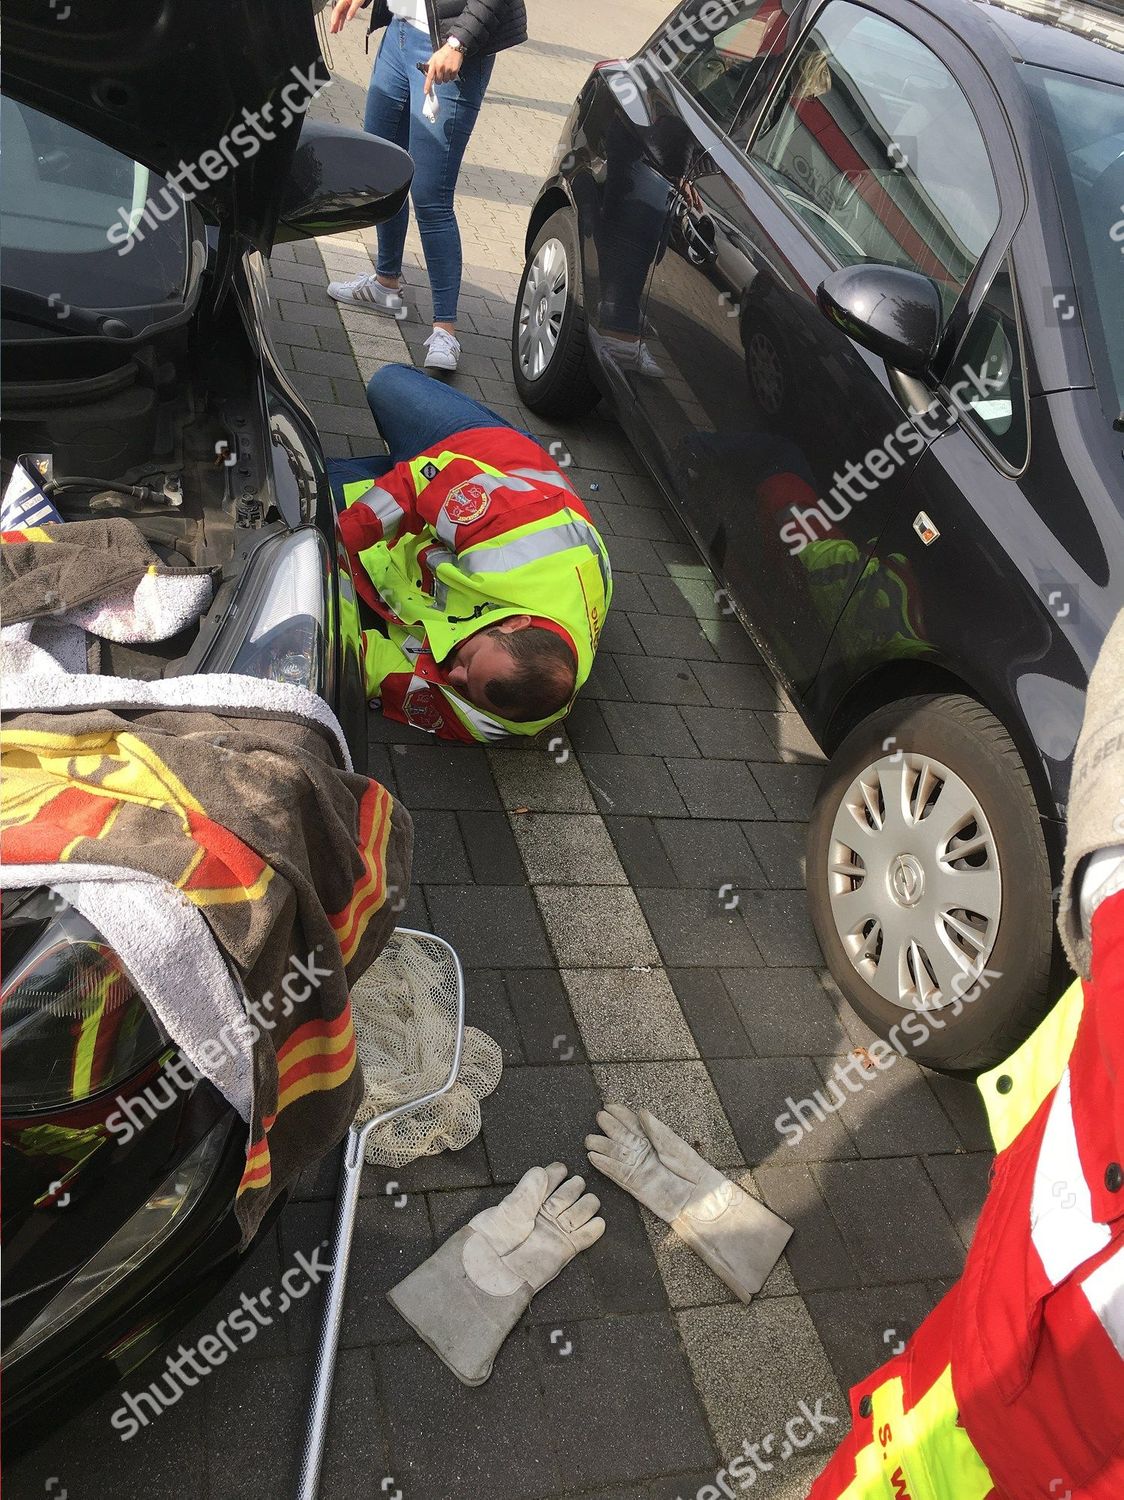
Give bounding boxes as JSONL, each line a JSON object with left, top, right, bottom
{"left": 350, "top": 931, "right": 502, "bottom": 1167}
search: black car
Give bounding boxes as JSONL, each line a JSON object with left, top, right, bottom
{"left": 514, "top": 0, "right": 1124, "bottom": 1072}
{"left": 1, "top": 0, "right": 412, "bottom": 1452}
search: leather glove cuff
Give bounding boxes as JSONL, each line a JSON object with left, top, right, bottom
{"left": 670, "top": 1177, "right": 792, "bottom": 1303}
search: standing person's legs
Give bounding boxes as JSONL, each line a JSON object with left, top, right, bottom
{"left": 363, "top": 23, "right": 413, "bottom": 291}
{"left": 364, "top": 364, "right": 518, "bottom": 463}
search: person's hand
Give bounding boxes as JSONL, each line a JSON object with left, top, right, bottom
{"left": 329, "top": 0, "right": 365, "bottom": 35}
{"left": 425, "top": 42, "right": 464, "bottom": 91}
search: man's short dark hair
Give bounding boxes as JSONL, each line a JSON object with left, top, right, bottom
{"left": 485, "top": 625, "right": 576, "bottom": 722}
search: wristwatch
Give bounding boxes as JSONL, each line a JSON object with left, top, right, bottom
{"left": 446, "top": 35, "right": 463, "bottom": 51}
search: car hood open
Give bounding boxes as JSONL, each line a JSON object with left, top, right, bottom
{"left": 3, "top": 0, "right": 326, "bottom": 252}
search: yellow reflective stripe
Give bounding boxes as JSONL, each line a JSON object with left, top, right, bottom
{"left": 837, "top": 1370, "right": 993, "bottom": 1500}
{"left": 341, "top": 479, "right": 376, "bottom": 506}
{"left": 978, "top": 978, "right": 1084, "bottom": 1153}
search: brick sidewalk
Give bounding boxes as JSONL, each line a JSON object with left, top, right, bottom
{"left": 8, "top": 6, "right": 993, "bottom": 1498}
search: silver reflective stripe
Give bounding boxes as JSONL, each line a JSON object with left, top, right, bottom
{"left": 434, "top": 470, "right": 535, "bottom": 546}
{"left": 356, "top": 485, "right": 404, "bottom": 539}
{"left": 423, "top": 546, "right": 455, "bottom": 609}
{"left": 511, "top": 465, "right": 576, "bottom": 495}
{"left": 438, "top": 687, "right": 511, "bottom": 742}
{"left": 459, "top": 517, "right": 609, "bottom": 595}
{"left": 1030, "top": 1068, "right": 1111, "bottom": 1286}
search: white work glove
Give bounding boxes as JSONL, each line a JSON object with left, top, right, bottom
{"left": 387, "top": 1162, "right": 604, "bottom": 1385}
{"left": 587, "top": 1104, "right": 791, "bottom": 1303}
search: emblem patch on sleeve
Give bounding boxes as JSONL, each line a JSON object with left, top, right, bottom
{"left": 442, "top": 480, "right": 490, "bottom": 525}
{"left": 421, "top": 461, "right": 440, "bottom": 481}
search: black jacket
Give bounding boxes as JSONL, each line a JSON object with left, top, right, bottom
{"left": 364, "top": 0, "right": 527, "bottom": 57}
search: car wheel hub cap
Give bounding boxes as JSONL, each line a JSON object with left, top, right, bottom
{"left": 747, "top": 332, "right": 783, "bottom": 414}
{"left": 518, "top": 238, "right": 569, "bottom": 381}
{"left": 826, "top": 751, "right": 1001, "bottom": 1013}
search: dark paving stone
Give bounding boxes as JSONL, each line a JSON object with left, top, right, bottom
{"left": 279, "top": 1195, "right": 433, "bottom": 1351}
{"left": 602, "top": 701, "right": 699, "bottom": 758}
{"left": 654, "top": 818, "right": 766, "bottom": 888}
{"left": 666, "top": 758, "right": 773, "bottom": 819}
{"left": 923, "top": 1153, "right": 993, "bottom": 1249}
{"left": 656, "top": 541, "right": 699, "bottom": 568}
{"left": 669, "top": 967, "right": 754, "bottom": 1058}
{"left": 368, "top": 711, "right": 432, "bottom": 745}
{"left": 699, "top": 618, "right": 764, "bottom": 664}
{"left": 391, "top": 743, "right": 500, "bottom": 810}
{"left": 805, "top": 1283, "right": 942, "bottom": 1394}
{"left": 423, "top": 885, "right": 552, "bottom": 967}
{"left": 292, "top": 1141, "right": 344, "bottom": 1202}
{"left": 619, "top": 656, "right": 711, "bottom": 705}
{"left": 504, "top": 968, "right": 587, "bottom": 1065}
{"left": 641, "top": 572, "right": 726, "bottom": 619}
{"left": 754, "top": 1162, "right": 863, "bottom": 1293}
{"left": 709, "top": 1056, "right": 858, "bottom": 1165}
{"left": 365, "top": 743, "right": 398, "bottom": 795}
{"left": 566, "top": 697, "right": 618, "bottom": 755}
{"left": 925, "top": 1071, "right": 995, "bottom": 1154}
{"left": 580, "top": 753, "right": 687, "bottom": 817}
{"left": 605, "top": 572, "right": 658, "bottom": 613}
{"left": 377, "top": 1332, "right": 560, "bottom": 1499}
{"left": 599, "top": 612, "right": 647, "bottom": 656}
{"left": 637, "top": 888, "right": 764, "bottom": 968}
{"left": 685, "top": 706, "right": 779, "bottom": 761}
{"left": 631, "top": 614, "right": 717, "bottom": 661}
{"left": 690, "top": 659, "right": 779, "bottom": 710}
{"left": 722, "top": 968, "right": 849, "bottom": 1056}
{"left": 395, "top": 884, "right": 430, "bottom": 934}
{"left": 742, "top": 820, "right": 809, "bottom": 889}
{"left": 176, "top": 1220, "right": 288, "bottom": 1360}
{"left": 810, "top": 1054, "right": 961, "bottom": 1159}
{"left": 407, "top": 808, "right": 472, "bottom": 884}
{"left": 740, "top": 889, "right": 825, "bottom": 966}
{"left": 540, "top": 1313, "right": 716, "bottom": 1490}
{"left": 814, "top": 1158, "right": 968, "bottom": 1283}
{"left": 605, "top": 815, "right": 679, "bottom": 887}
{"left": 481, "top": 1065, "right": 603, "bottom": 1182}
{"left": 583, "top": 652, "right": 634, "bottom": 702}
{"left": 597, "top": 501, "right": 675, "bottom": 542}
{"left": 463, "top": 968, "right": 525, "bottom": 1066}
{"left": 392, "top": 1135, "right": 494, "bottom": 1193}
{"left": 459, "top": 809, "right": 525, "bottom": 884}
{"left": 604, "top": 536, "right": 667, "bottom": 574}
{"left": 752, "top": 762, "right": 825, "bottom": 821}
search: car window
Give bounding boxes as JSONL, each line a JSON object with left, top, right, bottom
{"left": 948, "top": 260, "right": 1029, "bottom": 469}
{"left": 667, "top": 0, "right": 801, "bottom": 134}
{"left": 747, "top": 1, "right": 1001, "bottom": 317}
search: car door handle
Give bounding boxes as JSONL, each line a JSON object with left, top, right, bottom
{"left": 681, "top": 208, "right": 717, "bottom": 266}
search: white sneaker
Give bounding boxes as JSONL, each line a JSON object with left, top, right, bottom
{"left": 423, "top": 328, "right": 461, "bottom": 372}
{"left": 327, "top": 271, "right": 407, "bottom": 319}
{"left": 599, "top": 333, "right": 664, "bottom": 378}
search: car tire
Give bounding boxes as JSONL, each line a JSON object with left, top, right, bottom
{"left": 806, "top": 693, "right": 1055, "bottom": 1074}
{"left": 512, "top": 208, "right": 600, "bottom": 418}
{"left": 742, "top": 309, "right": 793, "bottom": 426}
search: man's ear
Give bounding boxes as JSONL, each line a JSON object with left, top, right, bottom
{"left": 494, "top": 615, "right": 533, "bottom": 635}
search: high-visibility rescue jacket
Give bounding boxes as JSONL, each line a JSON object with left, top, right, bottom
{"left": 336, "top": 426, "right": 611, "bottom": 744}
{"left": 810, "top": 898, "right": 1124, "bottom": 1500}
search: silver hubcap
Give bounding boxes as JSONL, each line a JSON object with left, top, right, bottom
{"left": 747, "top": 331, "right": 784, "bottom": 415}
{"left": 518, "top": 238, "right": 568, "bottom": 380}
{"left": 826, "top": 751, "right": 1001, "bottom": 1012}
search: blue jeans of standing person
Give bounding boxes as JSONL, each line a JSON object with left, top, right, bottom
{"left": 364, "top": 19, "right": 495, "bottom": 325}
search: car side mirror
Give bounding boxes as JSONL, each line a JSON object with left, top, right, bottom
{"left": 274, "top": 120, "right": 413, "bottom": 244}
{"left": 816, "top": 264, "right": 943, "bottom": 376}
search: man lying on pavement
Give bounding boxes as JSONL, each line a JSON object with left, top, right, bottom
{"left": 332, "top": 363, "right": 612, "bottom": 744}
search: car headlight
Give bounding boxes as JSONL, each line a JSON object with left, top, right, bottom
{"left": 4, "top": 1122, "right": 226, "bottom": 1365}
{"left": 1, "top": 898, "right": 168, "bottom": 1114}
{"left": 205, "top": 528, "right": 330, "bottom": 693}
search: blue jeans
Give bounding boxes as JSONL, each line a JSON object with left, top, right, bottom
{"left": 364, "top": 19, "right": 495, "bottom": 324}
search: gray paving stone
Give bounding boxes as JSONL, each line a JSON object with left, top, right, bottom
{"left": 742, "top": 821, "right": 810, "bottom": 889}
{"left": 691, "top": 660, "right": 780, "bottom": 710}
{"left": 463, "top": 968, "right": 526, "bottom": 1068}
{"left": 424, "top": 884, "right": 552, "bottom": 968}
{"left": 813, "top": 1158, "right": 968, "bottom": 1282}
{"left": 605, "top": 535, "right": 671, "bottom": 574}
{"left": 669, "top": 967, "right": 755, "bottom": 1058}
{"left": 923, "top": 1152, "right": 993, "bottom": 1248}
{"left": 602, "top": 700, "right": 700, "bottom": 758}
{"left": 566, "top": 698, "right": 617, "bottom": 755}
{"left": 599, "top": 611, "right": 647, "bottom": 656}
{"left": 925, "top": 1070, "right": 995, "bottom": 1153}
{"left": 676, "top": 1299, "right": 847, "bottom": 1463}
{"left": 810, "top": 1053, "right": 961, "bottom": 1159}
{"left": 753, "top": 1162, "right": 864, "bottom": 1293}
{"left": 666, "top": 759, "right": 773, "bottom": 820}
{"left": 686, "top": 706, "right": 779, "bottom": 762}
{"left": 459, "top": 808, "right": 525, "bottom": 884}
{"left": 306, "top": 399, "right": 381, "bottom": 439}
{"left": 805, "top": 1283, "right": 942, "bottom": 1394}
{"left": 655, "top": 819, "right": 766, "bottom": 889}
{"left": 583, "top": 651, "right": 634, "bottom": 702}
{"left": 392, "top": 744, "right": 500, "bottom": 809}
{"left": 535, "top": 884, "right": 659, "bottom": 968}
{"left": 512, "top": 813, "right": 627, "bottom": 885}
{"left": 540, "top": 1314, "right": 717, "bottom": 1489}
{"left": 604, "top": 815, "right": 679, "bottom": 887}
{"left": 642, "top": 572, "right": 727, "bottom": 619}
{"left": 699, "top": 618, "right": 766, "bottom": 664}
{"left": 631, "top": 614, "right": 718, "bottom": 661}
{"left": 739, "top": 889, "right": 825, "bottom": 966}
{"left": 722, "top": 969, "right": 850, "bottom": 1057}
{"left": 407, "top": 807, "right": 472, "bottom": 884}
{"left": 594, "top": 501, "right": 675, "bottom": 543}
{"left": 758, "top": 709, "right": 827, "bottom": 764}
{"left": 581, "top": 752, "right": 688, "bottom": 817}
{"left": 563, "top": 967, "right": 698, "bottom": 1061}
{"left": 377, "top": 1332, "right": 561, "bottom": 1499}
{"left": 392, "top": 1133, "right": 496, "bottom": 1192}
{"left": 504, "top": 967, "right": 587, "bottom": 1066}
{"left": 709, "top": 1057, "right": 859, "bottom": 1166}
{"left": 482, "top": 1065, "right": 603, "bottom": 1182}
{"left": 489, "top": 745, "right": 597, "bottom": 812}
{"left": 593, "top": 1060, "right": 743, "bottom": 1170}
{"left": 621, "top": 656, "right": 712, "bottom": 705}
{"left": 607, "top": 571, "right": 659, "bottom": 612}
{"left": 637, "top": 887, "right": 765, "bottom": 968}
{"left": 752, "top": 762, "right": 825, "bottom": 821}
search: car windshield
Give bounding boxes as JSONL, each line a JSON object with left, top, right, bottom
{"left": 1025, "top": 66, "right": 1124, "bottom": 422}
{"left": 0, "top": 95, "right": 189, "bottom": 321}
